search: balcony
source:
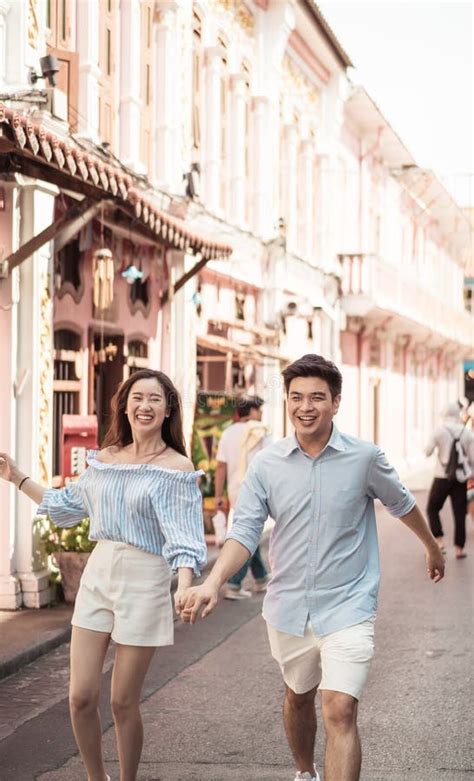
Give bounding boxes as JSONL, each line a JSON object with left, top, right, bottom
{"left": 339, "top": 253, "right": 473, "bottom": 349}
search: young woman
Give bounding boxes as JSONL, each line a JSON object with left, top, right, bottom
{"left": 0, "top": 369, "right": 206, "bottom": 781}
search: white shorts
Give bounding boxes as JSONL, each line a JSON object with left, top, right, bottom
{"left": 72, "top": 540, "right": 174, "bottom": 647}
{"left": 267, "top": 617, "right": 375, "bottom": 701}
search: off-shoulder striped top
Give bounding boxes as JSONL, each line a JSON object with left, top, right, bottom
{"left": 37, "top": 450, "right": 207, "bottom": 575}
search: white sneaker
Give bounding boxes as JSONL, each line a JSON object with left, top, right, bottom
{"left": 224, "top": 585, "right": 252, "bottom": 600}
{"left": 293, "top": 767, "right": 320, "bottom": 781}
{"left": 253, "top": 575, "right": 271, "bottom": 593}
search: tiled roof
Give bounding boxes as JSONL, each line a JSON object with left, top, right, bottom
{"left": 0, "top": 104, "right": 232, "bottom": 260}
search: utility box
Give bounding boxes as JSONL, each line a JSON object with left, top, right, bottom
{"left": 62, "top": 415, "right": 98, "bottom": 481}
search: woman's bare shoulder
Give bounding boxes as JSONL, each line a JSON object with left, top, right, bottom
{"left": 96, "top": 446, "right": 120, "bottom": 463}
{"left": 162, "top": 451, "right": 195, "bottom": 472}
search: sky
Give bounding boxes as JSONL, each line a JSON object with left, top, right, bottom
{"left": 318, "top": 1, "right": 473, "bottom": 207}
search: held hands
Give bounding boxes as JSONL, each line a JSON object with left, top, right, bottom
{"left": 179, "top": 583, "right": 220, "bottom": 624}
{"left": 426, "top": 546, "right": 445, "bottom": 583}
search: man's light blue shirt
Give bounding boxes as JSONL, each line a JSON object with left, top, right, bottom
{"left": 227, "top": 425, "right": 416, "bottom": 637}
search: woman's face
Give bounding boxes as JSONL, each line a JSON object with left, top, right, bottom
{"left": 125, "top": 377, "right": 169, "bottom": 437}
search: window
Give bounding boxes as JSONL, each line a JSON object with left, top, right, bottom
{"left": 242, "top": 60, "right": 252, "bottom": 225}
{"left": 55, "top": 237, "right": 83, "bottom": 301}
{"left": 99, "top": 0, "right": 116, "bottom": 146}
{"left": 127, "top": 339, "right": 149, "bottom": 374}
{"left": 45, "top": 0, "right": 72, "bottom": 48}
{"left": 218, "top": 35, "right": 229, "bottom": 212}
{"left": 53, "top": 329, "right": 82, "bottom": 481}
{"left": 192, "top": 9, "right": 202, "bottom": 154}
{"left": 129, "top": 277, "right": 150, "bottom": 314}
{"left": 140, "top": 0, "right": 154, "bottom": 169}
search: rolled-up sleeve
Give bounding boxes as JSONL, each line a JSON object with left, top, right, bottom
{"left": 37, "top": 483, "right": 88, "bottom": 527}
{"left": 226, "top": 459, "right": 269, "bottom": 555}
{"left": 156, "top": 476, "right": 207, "bottom": 576}
{"left": 367, "top": 448, "right": 416, "bottom": 518}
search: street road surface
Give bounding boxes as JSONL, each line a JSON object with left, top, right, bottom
{"left": 0, "top": 492, "right": 472, "bottom": 780}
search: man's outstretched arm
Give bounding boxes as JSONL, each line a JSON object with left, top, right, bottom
{"left": 399, "top": 504, "right": 445, "bottom": 582}
{"left": 180, "top": 539, "right": 252, "bottom": 623}
{"left": 181, "top": 458, "right": 270, "bottom": 623}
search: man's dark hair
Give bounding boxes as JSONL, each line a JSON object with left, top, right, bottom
{"left": 282, "top": 354, "right": 342, "bottom": 400}
{"left": 236, "top": 395, "right": 264, "bottom": 419}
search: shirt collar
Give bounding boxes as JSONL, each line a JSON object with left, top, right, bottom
{"left": 282, "top": 424, "right": 346, "bottom": 457}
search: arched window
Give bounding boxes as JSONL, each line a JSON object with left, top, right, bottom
{"left": 128, "top": 277, "right": 150, "bottom": 315}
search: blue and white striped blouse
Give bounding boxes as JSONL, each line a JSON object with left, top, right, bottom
{"left": 37, "top": 451, "right": 207, "bottom": 575}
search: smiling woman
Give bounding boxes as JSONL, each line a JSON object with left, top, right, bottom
{"left": 0, "top": 368, "right": 206, "bottom": 781}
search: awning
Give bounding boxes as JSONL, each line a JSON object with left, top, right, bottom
{"left": 0, "top": 104, "right": 233, "bottom": 273}
{"left": 197, "top": 333, "right": 288, "bottom": 363}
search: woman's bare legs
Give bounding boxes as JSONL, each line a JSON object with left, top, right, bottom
{"left": 110, "top": 644, "right": 156, "bottom": 781}
{"left": 69, "top": 627, "right": 111, "bottom": 781}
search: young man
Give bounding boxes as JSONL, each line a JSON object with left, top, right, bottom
{"left": 215, "top": 396, "right": 271, "bottom": 598}
{"left": 180, "top": 354, "right": 445, "bottom": 781}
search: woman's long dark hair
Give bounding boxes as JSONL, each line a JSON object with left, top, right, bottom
{"left": 101, "top": 369, "right": 187, "bottom": 457}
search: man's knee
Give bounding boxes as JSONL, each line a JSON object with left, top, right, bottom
{"left": 285, "top": 684, "right": 318, "bottom": 710}
{"left": 322, "top": 690, "right": 358, "bottom": 733}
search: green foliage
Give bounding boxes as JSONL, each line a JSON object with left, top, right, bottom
{"left": 38, "top": 517, "right": 96, "bottom": 554}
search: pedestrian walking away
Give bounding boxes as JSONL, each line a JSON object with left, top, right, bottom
{"left": 214, "top": 394, "right": 271, "bottom": 599}
{"left": 0, "top": 368, "right": 207, "bottom": 781}
{"left": 425, "top": 401, "right": 474, "bottom": 559}
{"left": 181, "top": 354, "right": 445, "bottom": 781}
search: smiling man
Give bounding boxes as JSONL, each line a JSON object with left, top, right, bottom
{"left": 181, "top": 354, "right": 445, "bottom": 781}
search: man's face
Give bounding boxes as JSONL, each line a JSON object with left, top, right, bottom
{"left": 249, "top": 406, "right": 263, "bottom": 421}
{"left": 287, "top": 376, "right": 340, "bottom": 439}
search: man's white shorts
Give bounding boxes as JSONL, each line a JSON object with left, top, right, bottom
{"left": 266, "top": 617, "right": 376, "bottom": 701}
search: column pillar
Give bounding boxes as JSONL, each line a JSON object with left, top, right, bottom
{"left": 0, "top": 0, "right": 11, "bottom": 88}
{"left": 15, "top": 182, "right": 57, "bottom": 607}
{"left": 202, "top": 46, "right": 222, "bottom": 212}
{"left": 119, "top": 0, "right": 142, "bottom": 170}
{"left": 229, "top": 73, "right": 247, "bottom": 226}
{"left": 299, "top": 139, "right": 315, "bottom": 261}
{"left": 251, "top": 95, "right": 270, "bottom": 237}
{"left": 0, "top": 182, "right": 21, "bottom": 609}
{"left": 77, "top": 0, "right": 100, "bottom": 139}
{"left": 281, "top": 123, "right": 298, "bottom": 252}
{"left": 154, "top": 1, "right": 178, "bottom": 189}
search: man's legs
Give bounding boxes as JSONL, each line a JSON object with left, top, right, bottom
{"left": 249, "top": 545, "right": 268, "bottom": 581}
{"left": 284, "top": 685, "right": 318, "bottom": 777}
{"left": 321, "top": 691, "right": 360, "bottom": 781}
{"left": 227, "top": 558, "right": 250, "bottom": 588}
{"left": 427, "top": 478, "right": 450, "bottom": 547}
{"left": 449, "top": 480, "right": 467, "bottom": 554}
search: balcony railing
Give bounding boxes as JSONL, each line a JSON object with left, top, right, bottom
{"left": 339, "top": 253, "right": 473, "bottom": 348}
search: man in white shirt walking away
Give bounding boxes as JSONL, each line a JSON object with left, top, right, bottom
{"left": 215, "top": 396, "right": 271, "bottom": 599}
{"left": 425, "top": 402, "right": 474, "bottom": 559}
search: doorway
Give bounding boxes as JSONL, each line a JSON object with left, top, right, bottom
{"left": 90, "top": 331, "right": 124, "bottom": 444}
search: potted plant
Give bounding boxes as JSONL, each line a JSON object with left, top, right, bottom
{"left": 37, "top": 516, "right": 95, "bottom": 604}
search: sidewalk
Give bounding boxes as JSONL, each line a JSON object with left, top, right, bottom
{"left": 0, "top": 538, "right": 222, "bottom": 682}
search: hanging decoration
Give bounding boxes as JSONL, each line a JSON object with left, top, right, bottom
{"left": 92, "top": 247, "right": 115, "bottom": 310}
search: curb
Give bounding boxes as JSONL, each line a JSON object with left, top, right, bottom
{"left": 0, "top": 624, "right": 73, "bottom": 682}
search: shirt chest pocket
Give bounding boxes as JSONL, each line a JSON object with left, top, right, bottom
{"left": 324, "top": 487, "right": 366, "bottom": 527}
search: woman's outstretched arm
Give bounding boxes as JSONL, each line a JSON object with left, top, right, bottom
{"left": 0, "top": 452, "right": 46, "bottom": 504}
